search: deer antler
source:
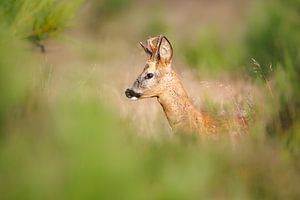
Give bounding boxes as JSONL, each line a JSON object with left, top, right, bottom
{"left": 154, "top": 35, "right": 163, "bottom": 59}
{"left": 140, "top": 35, "right": 165, "bottom": 60}
{"left": 139, "top": 36, "right": 158, "bottom": 57}
{"left": 139, "top": 42, "right": 152, "bottom": 56}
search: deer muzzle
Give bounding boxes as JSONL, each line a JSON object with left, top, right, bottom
{"left": 125, "top": 88, "right": 141, "bottom": 100}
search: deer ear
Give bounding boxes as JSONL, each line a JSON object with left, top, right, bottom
{"left": 157, "top": 36, "right": 173, "bottom": 62}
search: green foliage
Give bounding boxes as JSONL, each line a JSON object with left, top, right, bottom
{"left": 99, "top": 0, "right": 132, "bottom": 17}
{"left": 0, "top": 0, "right": 82, "bottom": 43}
{"left": 178, "top": 0, "right": 300, "bottom": 152}
{"left": 0, "top": 0, "right": 300, "bottom": 199}
{"left": 142, "top": 6, "right": 170, "bottom": 37}
{"left": 245, "top": 0, "right": 300, "bottom": 72}
{"left": 180, "top": 31, "right": 244, "bottom": 74}
{"left": 244, "top": 0, "right": 300, "bottom": 149}
{"left": 0, "top": 27, "right": 32, "bottom": 130}
{"left": 1, "top": 97, "right": 300, "bottom": 199}
{"left": 89, "top": 0, "right": 132, "bottom": 23}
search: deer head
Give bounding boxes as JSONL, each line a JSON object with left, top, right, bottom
{"left": 125, "top": 35, "right": 173, "bottom": 100}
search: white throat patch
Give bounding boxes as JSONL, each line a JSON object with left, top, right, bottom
{"left": 130, "top": 97, "right": 138, "bottom": 101}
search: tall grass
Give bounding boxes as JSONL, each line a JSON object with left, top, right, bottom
{"left": 178, "top": 0, "right": 300, "bottom": 155}
{"left": 244, "top": 0, "right": 300, "bottom": 154}
{"left": 0, "top": 0, "right": 300, "bottom": 199}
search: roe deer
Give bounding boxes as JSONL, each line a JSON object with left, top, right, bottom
{"left": 125, "top": 35, "right": 247, "bottom": 136}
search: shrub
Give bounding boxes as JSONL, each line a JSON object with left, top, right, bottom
{"left": 0, "top": 0, "right": 82, "bottom": 47}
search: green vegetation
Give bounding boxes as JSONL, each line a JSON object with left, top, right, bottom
{"left": 179, "top": 0, "right": 300, "bottom": 156}
{"left": 0, "top": 0, "right": 82, "bottom": 49}
{"left": 87, "top": 0, "right": 132, "bottom": 28}
{"left": 0, "top": 0, "right": 299, "bottom": 199}
{"left": 180, "top": 31, "right": 244, "bottom": 73}
{"left": 245, "top": 0, "right": 300, "bottom": 152}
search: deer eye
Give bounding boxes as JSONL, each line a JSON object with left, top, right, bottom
{"left": 145, "top": 73, "right": 154, "bottom": 79}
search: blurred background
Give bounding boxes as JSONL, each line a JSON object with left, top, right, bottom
{"left": 0, "top": 0, "right": 300, "bottom": 199}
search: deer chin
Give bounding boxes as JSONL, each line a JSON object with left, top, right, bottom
{"left": 129, "top": 96, "right": 139, "bottom": 101}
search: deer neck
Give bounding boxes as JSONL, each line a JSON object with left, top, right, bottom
{"left": 157, "top": 71, "right": 202, "bottom": 131}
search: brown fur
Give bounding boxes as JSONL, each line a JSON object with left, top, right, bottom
{"left": 126, "top": 35, "right": 247, "bottom": 137}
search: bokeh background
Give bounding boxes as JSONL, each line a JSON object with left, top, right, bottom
{"left": 0, "top": 0, "right": 300, "bottom": 199}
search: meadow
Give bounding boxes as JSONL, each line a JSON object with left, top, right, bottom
{"left": 0, "top": 0, "right": 300, "bottom": 199}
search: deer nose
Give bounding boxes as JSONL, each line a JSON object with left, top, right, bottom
{"left": 125, "top": 88, "right": 141, "bottom": 99}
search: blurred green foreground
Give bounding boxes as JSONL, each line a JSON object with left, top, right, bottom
{"left": 0, "top": 0, "right": 300, "bottom": 199}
